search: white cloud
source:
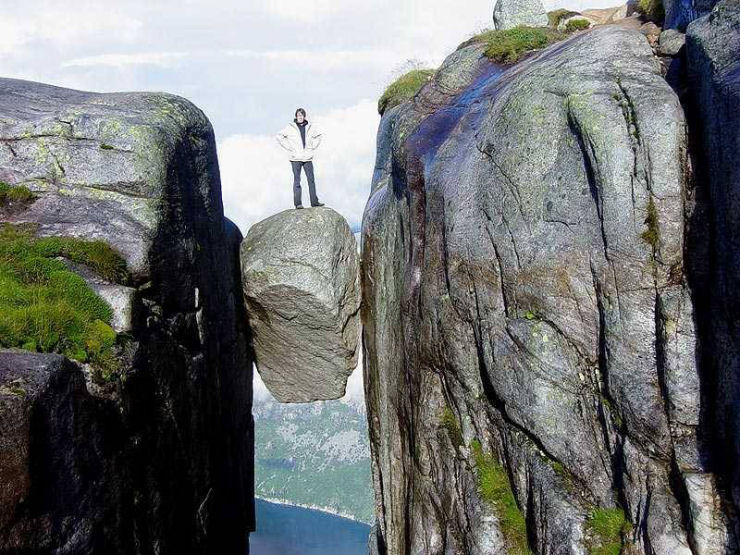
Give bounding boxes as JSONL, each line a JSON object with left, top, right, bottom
{"left": 219, "top": 99, "right": 378, "bottom": 234}
{"left": 253, "top": 365, "right": 276, "bottom": 403}
{"left": 225, "top": 49, "right": 398, "bottom": 72}
{"left": 259, "top": 0, "right": 372, "bottom": 22}
{"left": 61, "top": 52, "right": 189, "bottom": 69}
{"left": 341, "top": 359, "right": 366, "bottom": 406}
{"left": 0, "top": 3, "right": 142, "bottom": 56}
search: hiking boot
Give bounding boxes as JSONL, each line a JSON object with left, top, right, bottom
{"left": 295, "top": 204, "right": 304, "bottom": 209}
{"left": 311, "top": 202, "right": 325, "bottom": 208}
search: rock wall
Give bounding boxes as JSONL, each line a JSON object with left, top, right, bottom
{"left": 664, "top": 0, "right": 720, "bottom": 30}
{"left": 362, "top": 25, "right": 737, "bottom": 554}
{"left": 687, "top": 0, "right": 740, "bottom": 543}
{"left": 0, "top": 78, "right": 254, "bottom": 554}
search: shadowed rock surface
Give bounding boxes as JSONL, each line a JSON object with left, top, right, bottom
{"left": 664, "top": 0, "right": 719, "bottom": 30}
{"left": 687, "top": 0, "right": 740, "bottom": 546}
{"left": 0, "top": 78, "right": 254, "bottom": 554}
{"left": 493, "top": 0, "right": 548, "bottom": 29}
{"left": 0, "top": 351, "right": 121, "bottom": 553}
{"left": 362, "top": 25, "right": 736, "bottom": 554}
{"left": 241, "top": 207, "right": 360, "bottom": 403}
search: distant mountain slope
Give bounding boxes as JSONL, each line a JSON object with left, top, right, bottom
{"left": 253, "top": 371, "right": 373, "bottom": 524}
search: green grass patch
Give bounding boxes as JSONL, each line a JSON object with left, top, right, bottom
{"left": 471, "top": 26, "right": 568, "bottom": 64}
{"left": 440, "top": 406, "right": 464, "bottom": 448}
{"left": 547, "top": 8, "right": 577, "bottom": 27}
{"left": 640, "top": 196, "right": 660, "bottom": 250}
{"left": 585, "top": 507, "right": 630, "bottom": 555}
{"left": 565, "top": 18, "right": 591, "bottom": 32}
{"left": 636, "top": 0, "right": 664, "bottom": 22}
{"left": 0, "top": 224, "right": 127, "bottom": 375}
{"left": 471, "top": 440, "right": 531, "bottom": 554}
{"left": 0, "top": 182, "right": 35, "bottom": 207}
{"left": 378, "top": 69, "right": 435, "bottom": 115}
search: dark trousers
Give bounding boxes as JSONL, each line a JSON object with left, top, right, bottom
{"left": 291, "top": 161, "right": 319, "bottom": 207}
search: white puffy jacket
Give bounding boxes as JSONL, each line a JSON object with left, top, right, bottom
{"left": 276, "top": 121, "right": 323, "bottom": 162}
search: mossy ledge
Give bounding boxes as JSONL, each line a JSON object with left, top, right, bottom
{"left": 0, "top": 223, "right": 129, "bottom": 380}
{"left": 378, "top": 68, "right": 435, "bottom": 115}
{"left": 467, "top": 26, "right": 568, "bottom": 64}
{"left": 0, "top": 181, "right": 36, "bottom": 208}
{"left": 471, "top": 439, "right": 531, "bottom": 554}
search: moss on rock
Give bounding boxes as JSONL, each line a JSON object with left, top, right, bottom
{"left": 565, "top": 18, "right": 592, "bottom": 32}
{"left": 0, "top": 224, "right": 127, "bottom": 374}
{"left": 378, "top": 69, "right": 435, "bottom": 115}
{"left": 636, "top": 0, "right": 665, "bottom": 22}
{"left": 640, "top": 196, "right": 660, "bottom": 250}
{"left": 584, "top": 507, "right": 631, "bottom": 555}
{"left": 440, "top": 406, "right": 464, "bottom": 448}
{"left": 471, "top": 26, "right": 568, "bottom": 64}
{"left": 0, "top": 182, "right": 35, "bottom": 207}
{"left": 471, "top": 439, "right": 531, "bottom": 554}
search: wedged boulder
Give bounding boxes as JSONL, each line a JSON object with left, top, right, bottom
{"left": 240, "top": 207, "right": 360, "bottom": 403}
{"left": 0, "top": 78, "right": 254, "bottom": 554}
{"left": 362, "top": 25, "right": 732, "bottom": 554}
{"left": 493, "top": 0, "right": 548, "bottom": 29}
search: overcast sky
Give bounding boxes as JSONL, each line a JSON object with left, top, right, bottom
{"left": 3, "top": 0, "right": 616, "bottom": 401}
{"left": 2, "top": 0, "right": 616, "bottom": 234}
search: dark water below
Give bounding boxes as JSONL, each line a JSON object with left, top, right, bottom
{"left": 250, "top": 499, "right": 370, "bottom": 555}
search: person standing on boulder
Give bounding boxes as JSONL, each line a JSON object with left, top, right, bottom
{"left": 276, "top": 108, "right": 325, "bottom": 209}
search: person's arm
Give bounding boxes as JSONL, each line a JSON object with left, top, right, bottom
{"left": 310, "top": 128, "right": 323, "bottom": 150}
{"left": 276, "top": 127, "right": 293, "bottom": 152}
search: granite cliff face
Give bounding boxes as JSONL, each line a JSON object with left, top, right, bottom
{"left": 362, "top": 22, "right": 738, "bottom": 555}
{"left": 687, "top": 0, "right": 740, "bottom": 543}
{"left": 0, "top": 79, "right": 254, "bottom": 554}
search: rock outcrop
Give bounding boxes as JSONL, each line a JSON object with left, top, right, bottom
{"left": 687, "top": 0, "right": 740, "bottom": 543}
{"left": 362, "top": 25, "right": 736, "bottom": 554}
{"left": 493, "top": 0, "right": 548, "bottom": 30}
{"left": 0, "top": 78, "right": 254, "bottom": 554}
{"left": 241, "top": 207, "right": 360, "bottom": 403}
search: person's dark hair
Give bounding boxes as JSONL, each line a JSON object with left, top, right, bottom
{"left": 295, "top": 108, "right": 306, "bottom": 118}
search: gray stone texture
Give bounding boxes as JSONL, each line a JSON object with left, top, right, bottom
{"left": 0, "top": 78, "right": 254, "bottom": 554}
{"left": 687, "top": 0, "right": 740, "bottom": 548}
{"left": 659, "top": 28, "right": 688, "bottom": 55}
{"left": 240, "top": 207, "right": 360, "bottom": 403}
{"left": 362, "top": 25, "right": 736, "bottom": 554}
{"left": 493, "top": 0, "right": 548, "bottom": 29}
